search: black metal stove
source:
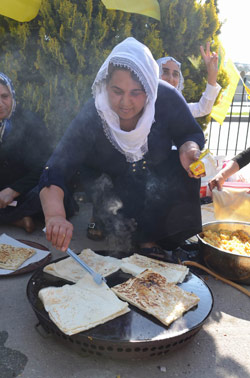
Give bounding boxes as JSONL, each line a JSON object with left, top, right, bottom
{"left": 26, "top": 251, "right": 213, "bottom": 360}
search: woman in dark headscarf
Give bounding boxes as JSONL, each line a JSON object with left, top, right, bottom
{"left": 0, "top": 72, "right": 54, "bottom": 232}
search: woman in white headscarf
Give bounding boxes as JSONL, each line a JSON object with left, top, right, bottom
{"left": 40, "top": 37, "right": 205, "bottom": 255}
{"left": 157, "top": 42, "right": 221, "bottom": 118}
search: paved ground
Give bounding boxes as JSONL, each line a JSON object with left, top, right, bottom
{"left": 1, "top": 201, "right": 250, "bottom": 378}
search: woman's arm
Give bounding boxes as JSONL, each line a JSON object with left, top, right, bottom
{"left": 157, "top": 82, "right": 205, "bottom": 150}
{"left": 39, "top": 100, "right": 97, "bottom": 250}
{"left": 209, "top": 148, "right": 250, "bottom": 191}
{"left": 187, "top": 42, "right": 221, "bottom": 118}
{"left": 40, "top": 185, "right": 73, "bottom": 251}
{"left": 208, "top": 160, "right": 240, "bottom": 191}
{"left": 232, "top": 147, "right": 250, "bottom": 169}
{"left": 188, "top": 83, "right": 221, "bottom": 118}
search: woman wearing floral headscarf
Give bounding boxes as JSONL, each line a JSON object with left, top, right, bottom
{"left": 0, "top": 73, "right": 53, "bottom": 232}
{"left": 40, "top": 37, "right": 205, "bottom": 255}
{"left": 157, "top": 42, "right": 221, "bottom": 118}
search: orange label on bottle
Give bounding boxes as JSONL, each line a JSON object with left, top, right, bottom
{"left": 189, "top": 160, "right": 205, "bottom": 176}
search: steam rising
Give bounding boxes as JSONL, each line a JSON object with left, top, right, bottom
{"left": 91, "top": 174, "right": 137, "bottom": 253}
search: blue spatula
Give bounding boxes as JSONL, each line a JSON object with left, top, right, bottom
{"left": 42, "top": 227, "right": 105, "bottom": 285}
{"left": 66, "top": 247, "right": 106, "bottom": 285}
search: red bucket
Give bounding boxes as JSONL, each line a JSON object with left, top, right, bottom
{"left": 200, "top": 181, "right": 212, "bottom": 198}
{"left": 200, "top": 185, "right": 207, "bottom": 198}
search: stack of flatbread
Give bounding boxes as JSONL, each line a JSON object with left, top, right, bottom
{"left": 121, "top": 254, "right": 189, "bottom": 283}
{"left": 0, "top": 243, "right": 36, "bottom": 270}
{"left": 43, "top": 248, "right": 121, "bottom": 282}
{"left": 38, "top": 274, "right": 130, "bottom": 335}
{"left": 112, "top": 269, "right": 200, "bottom": 326}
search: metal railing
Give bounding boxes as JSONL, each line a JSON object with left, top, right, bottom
{"left": 206, "top": 79, "right": 250, "bottom": 158}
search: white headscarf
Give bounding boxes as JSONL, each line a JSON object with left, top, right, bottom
{"left": 92, "top": 37, "right": 159, "bottom": 163}
{"left": 156, "top": 56, "right": 184, "bottom": 93}
{"left": 0, "top": 73, "right": 16, "bottom": 142}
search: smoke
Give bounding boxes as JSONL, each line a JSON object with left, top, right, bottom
{"left": 91, "top": 174, "right": 137, "bottom": 253}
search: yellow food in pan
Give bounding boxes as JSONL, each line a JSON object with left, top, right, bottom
{"left": 202, "top": 229, "right": 250, "bottom": 256}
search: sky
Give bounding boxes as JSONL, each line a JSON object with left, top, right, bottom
{"left": 217, "top": 0, "right": 250, "bottom": 64}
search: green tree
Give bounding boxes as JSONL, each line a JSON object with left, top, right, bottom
{"left": 130, "top": 0, "right": 228, "bottom": 129}
{"left": 0, "top": 0, "right": 135, "bottom": 143}
{"left": 0, "top": 0, "right": 227, "bottom": 140}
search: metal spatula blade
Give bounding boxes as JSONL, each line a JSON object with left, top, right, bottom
{"left": 66, "top": 248, "right": 106, "bottom": 285}
{"left": 42, "top": 228, "right": 105, "bottom": 285}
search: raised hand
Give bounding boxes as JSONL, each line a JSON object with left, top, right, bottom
{"left": 200, "top": 42, "right": 218, "bottom": 86}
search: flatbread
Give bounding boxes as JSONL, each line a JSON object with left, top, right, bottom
{"left": 0, "top": 243, "right": 36, "bottom": 270}
{"left": 112, "top": 269, "right": 200, "bottom": 327}
{"left": 121, "top": 254, "right": 189, "bottom": 283}
{"left": 38, "top": 275, "right": 130, "bottom": 335}
{"left": 43, "top": 248, "right": 121, "bottom": 283}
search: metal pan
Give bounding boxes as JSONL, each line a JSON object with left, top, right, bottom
{"left": 26, "top": 252, "right": 213, "bottom": 360}
{"left": 198, "top": 221, "right": 250, "bottom": 284}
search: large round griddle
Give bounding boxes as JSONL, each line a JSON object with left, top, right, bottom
{"left": 27, "top": 252, "right": 213, "bottom": 359}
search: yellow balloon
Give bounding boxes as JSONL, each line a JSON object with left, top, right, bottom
{"left": 0, "top": 0, "right": 41, "bottom": 22}
{"left": 101, "top": 0, "right": 161, "bottom": 21}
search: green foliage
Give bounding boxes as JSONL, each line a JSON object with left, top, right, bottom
{"left": 0, "top": 0, "right": 225, "bottom": 141}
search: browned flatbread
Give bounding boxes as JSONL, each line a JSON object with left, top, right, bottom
{"left": 121, "top": 253, "right": 189, "bottom": 283}
{"left": 0, "top": 244, "right": 36, "bottom": 270}
{"left": 112, "top": 269, "right": 200, "bottom": 326}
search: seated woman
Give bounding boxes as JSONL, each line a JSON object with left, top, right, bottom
{"left": 209, "top": 147, "right": 250, "bottom": 191}
{"left": 157, "top": 42, "right": 221, "bottom": 118}
{"left": 39, "top": 37, "right": 205, "bottom": 255}
{"left": 0, "top": 72, "right": 53, "bottom": 232}
{"left": 88, "top": 42, "right": 220, "bottom": 241}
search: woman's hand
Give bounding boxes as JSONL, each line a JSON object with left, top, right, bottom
{"left": 0, "top": 188, "right": 19, "bottom": 208}
{"left": 208, "top": 160, "right": 240, "bottom": 191}
{"left": 45, "top": 215, "right": 73, "bottom": 252}
{"left": 208, "top": 172, "right": 226, "bottom": 191}
{"left": 200, "top": 42, "right": 218, "bottom": 87}
{"left": 40, "top": 185, "right": 72, "bottom": 251}
{"left": 179, "top": 141, "right": 203, "bottom": 178}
